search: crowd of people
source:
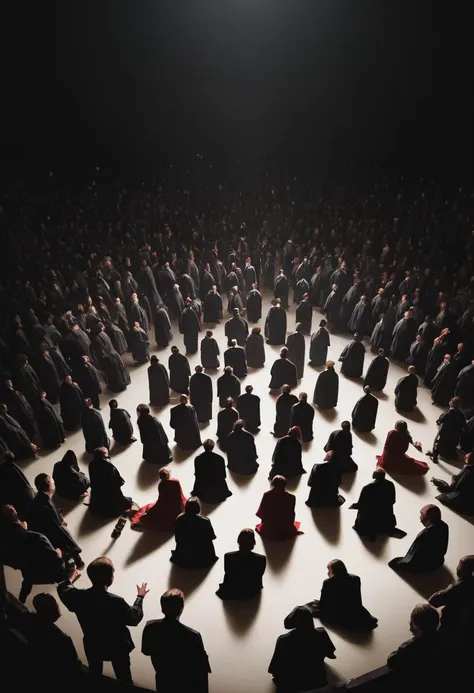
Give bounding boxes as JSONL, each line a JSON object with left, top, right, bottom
{"left": 1, "top": 165, "right": 474, "bottom": 692}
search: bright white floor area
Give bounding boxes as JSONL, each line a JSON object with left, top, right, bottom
{"left": 5, "top": 292, "right": 474, "bottom": 693}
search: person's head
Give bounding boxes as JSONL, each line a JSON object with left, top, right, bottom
{"left": 160, "top": 588, "right": 184, "bottom": 619}
{"left": 159, "top": 467, "right": 171, "bottom": 481}
{"left": 326, "top": 360, "right": 335, "bottom": 370}
{"left": 137, "top": 403, "right": 150, "bottom": 416}
{"left": 252, "top": 326, "right": 261, "bottom": 335}
{"left": 87, "top": 557, "right": 114, "bottom": 588}
{"left": 237, "top": 528, "right": 256, "bottom": 552}
{"left": 284, "top": 604, "right": 314, "bottom": 630}
{"left": 465, "top": 452, "right": 473, "bottom": 467}
{"left": 33, "top": 593, "right": 61, "bottom": 623}
{"left": 61, "top": 450, "right": 77, "bottom": 468}
{"left": 341, "top": 420, "right": 351, "bottom": 431}
{"left": 203, "top": 438, "right": 215, "bottom": 452}
{"left": 378, "top": 348, "right": 385, "bottom": 357}
{"left": 233, "top": 419, "right": 245, "bottom": 433}
{"left": 245, "top": 384, "right": 253, "bottom": 394}
{"left": 353, "top": 333, "right": 362, "bottom": 342}
{"left": 280, "top": 347, "right": 288, "bottom": 359}
{"left": 150, "top": 354, "right": 158, "bottom": 364}
{"left": 84, "top": 397, "right": 93, "bottom": 409}
{"left": 327, "top": 559, "right": 348, "bottom": 578}
{"left": 34, "top": 473, "right": 54, "bottom": 495}
{"left": 363, "top": 385, "right": 371, "bottom": 395}
{"left": 225, "top": 397, "right": 234, "bottom": 409}
{"left": 224, "top": 366, "right": 233, "bottom": 375}
{"left": 281, "top": 384, "right": 291, "bottom": 395}
{"left": 233, "top": 307, "right": 240, "bottom": 316}
{"left": 0, "top": 403, "right": 7, "bottom": 415}
{"left": 271, "top": 475, "right": 287, "bottom": 491}
{"left": 457, "top": 555, "right": 474, "bottom": 579}
{"left": 2, "top": 504, "right": 23, "bottom": 528}
{"left": 274, "top": 298, "right": 281, "bottom": 306}
{"left": 443, "top": 353, "right": 452, "bottom": 363}
{"left": 373, "top": 467, "right": 386, "bottom": 482}
{"left": 94, "top": 446, "right": 109, "bottom": 460}
{"left": 185, "top": 497, "right": 201, "bottom": 515}
{"left": 180, "top": 394, "right": 188, "bottom": 405}
{"left": 319, "top": 319, "right": 327, "bottom": 328}
{"left": 420, "top": 504, "right": 441, "bottom": 527}
{"left": 409, "top": 604, "right": 439, "bottom": 636}
{"left": 395, "top": 420, "right": 408, "bottom": 433}
{"left": 171, "top": 345, "right": 179, "bottom": 354}
{"left": 295, "top": 322, "right": 303, "bottom": 332}
{"left": 299, "top": 392, "right": 307, "bottom": 402}
{"left": 288, "top": 426, "right": 301, "bottom": 440}
{"left": 205, "top": 330, "right": 213, "bottom": 338}
{"left": 450, "top": 396, "right": 461, "bottom": 409}
{"left": 109, "top": 399, "right": 118, "bottom": 410}
{"left": 457, "top": 342, "right": 464, "bottom": 352}
{"left": 230, "top": 339, "right": 237, "bottom": 347}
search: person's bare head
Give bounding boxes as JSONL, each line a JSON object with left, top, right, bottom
{"left": 180, "top": 394, "right": 188, "bottom": 405}
{"left": 420, "top": 504, "right": 441, "bottom": 527}
{"left": 34, "top": 473, "right": 54, "bottom": 495}
{"left": 33, "top": 593, "right": 61, "bottom": 623}
{"left": 409, "top": 603, "right": 439, "bottom": 636}
{"left": 299, "top": 392, "right": 307, "bottom": 402}
{"left": 87, "top": 557, "right": 114, "bottom": 588}
{"left": 161, "top": 588, "right": 184, "bottom": 619}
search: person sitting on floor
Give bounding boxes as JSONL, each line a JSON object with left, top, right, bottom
{"left": 429, "top": 554, "right": 474, "bottom": 633}
{"left": 192, "top": 439, "right": 233, "bottom": 503}
{"left": 216, "top": 528, "right": 267, "bottom": 600}
{"left": 108, "top": 399, "right": 136, "bottom": 446}
{"left": 305, "top": 454, "right": 345, "bottom": 508}
{"left": 255, "top": 475, "right": 301, "bottom": 541}
{"left": 323, "top": 421, "right": 358, "bottom": 473}
{"left": 52, "top": 450, "right": 89, "bottom": 501}
{"left": 350, "top": 468, "right": 404, "bottom": 541}
{"left": 351, "top": 386, "right": 378, "bottom": 432}
{"left": 170, "top": 497, "right": 218, "bottom": 569}
{"left": 131, "top": 468, "right": 186, "bottom": 531}
{"left": 226, "top": 420, "right": 259, "bottom": 475}
{"left": 431, "top": 451, "right": 474, "bottom": 515}
{"left": 389, "top": 504, "right": 449, "bottom": 574}
{"left": 290, "top": 392, "right": 314, "bottom": 442}
{"left": 428, "top": 396, "right": 465, "bottom": 464}
{"left": 376, "top": 420, "right": 429, "bottom": 476}
{"left": 88, "top": 446, "right": 134, "bottom": 517}
{"left": 269, "top": 426, "right": 306, "bottom": 480}
{"left": 216, "top": 398, "right": 239, "bottom": 452}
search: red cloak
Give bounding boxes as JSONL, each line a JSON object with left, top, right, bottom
{"left": 376, "top": 429, "right": 429, "bottom": 476}
{"left": 131, "top": 478, "right": 186, "bottom": 531}
{"left": 255, "top": 488, "right": 300, "bottom": 540}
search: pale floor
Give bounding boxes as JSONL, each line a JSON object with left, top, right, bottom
{"left": 5, "top": 293, "right": 474, "bottom": 693}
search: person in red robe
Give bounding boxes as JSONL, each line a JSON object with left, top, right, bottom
{"left": 376, "top": 420, "right": 429, "bottom": 476}
{"left": 255, "top": 475, "right": 301, "bottom": 540}
{"left": 131, "top": 468, "right": 186, "bottom": 531}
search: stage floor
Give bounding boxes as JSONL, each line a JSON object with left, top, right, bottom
{"left": 5, "top": 293, "right": 473, "bottom": 692}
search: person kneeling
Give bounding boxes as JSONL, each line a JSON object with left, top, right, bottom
{"left": 256, "top": 476, "right": 301, "bottom": 540}
{"left": 216, "top": 528, "right": 266, "bottom": 600}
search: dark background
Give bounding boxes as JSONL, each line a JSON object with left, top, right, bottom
{"left": 2, "top": 1, "right": 472, "bottom": 178}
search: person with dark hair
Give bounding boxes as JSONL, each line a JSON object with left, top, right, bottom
{"left": 3, "top": 378, "right": 37, "bottom": 439}
{"left": 270, "top": 427, "right": 306, "bottom": 479}
{"left": 203, "top": 284, "right": 223, "bottom": 322}
{"left": 142, "top": 588, "right": 211, "bottom": 693}
{"left": 190, "top": 365, "right": 213, "bottom": 423}
{"left": 102, "top": 350, "right": 131, "bottom": 392}
{"left": 306, "top": 454, "right": 345, "bottom": 508}
{"left": 217, "top": 366, "right": 241, "bottom": 407}
{"left": 348, "top": 295, "right": 371, "bottom": 335}
{"left": 394, "top": 365, "right": 419, "bottom": 411}
{"left": 131, "top": 468, "right": 186, "bottom": 531}
{"left": 237, "top": 384, "right": 261, "bottom": 432}
{"left": 246, "top": 283, "right": 262, "bottom": 323}
{"left": 217, "top": 528, "right": 266, "bottom": 600}
{"left": 74, "top": 355, "right": 102, "bottom": 410}
{"left": 339, "top": 333, "right": 365, "bottom": 378}
{"left": 296, "top": 293, "right": 312, "bottom": 335}
{"left": 224, "top": 338, "right": 248, "bottom": 378}
{"left": 28, "top": 473, "right": 83, "bottom": 569}
{"left": 200, "top": 330, "right": 220, "bottom": 369}
{"left": 168, "top": 345, "right": 191, "bottom": 394}
{"left": 351, "top": 386, "right": 378, "bottom": 432}
{"left": 273, "top": 384, "right": 299, "bottom": 437}
{"left": 377, "top": 420, "right": 429, "bottom": 475}
{"left": 88, "top": 447, "right": 133, "bottom": 517}
{"left": 313, "top": 361, "right": 339, "bottom": 409}
{"left": 269, "top": 605, "right": 336, "bottom": 693}
{"left": 265, "top": 298, "right": 287, "bottom": 345}
{"left": 216, "top": 398, "right": 239, "bottom": 451}
{"left": 224, "top": 307, "right": 249, "bottom": 347}
{"left": 147, "top": 355, "right": 170, "bottom": 406}
{"left": 429, "top": 555, "right": 474, "bottom": 631}
{"left": 309, "top": 559, "right": 378, "bottom": 630}
{"left": 33, "top": 391, "right": 65, "bottom": 449}
{"left": 269, "top": 347, "right": 298, "bottom": 390}
{"left": 389, "top": 505, "right": 449, "bottom": 573}
{"left": 180, "top": 298, "right": 201, "bottom": 354}
{"left": 0, "top": 403, "right": 38, "bottom": 459}
{"left": 274, "top": 270, "right": 290, "bottom": 310}
{"left": 108, "top": 399, "right": 136, "bottom": 445}
{"left": 387, "top": 604, "right": 443, "bottom": 682}
{"left": 286, "top": 323, "right": 305, "bottom": 380}
{"left": 192, "top": 439, "right": 232, "bottom": 502}
{"left": 226, "top": 420, "right": 259, "bottom": 475}
{"left": 290, "top": 392, "right": 314, "bottom": 442}
{"left": 171, "top": 497, "right": 218, "bottom": 568}
{"left": 245, "top": 326, "right": 266, "bottom": 368}
{"left": 309, "top": 320, "right": 330, "bottom": 367}
{"left": 170, "top": 394, "right": 202, "bottom": 450}
{"left": 136, "top": 403, "right": 172, "bottom": 464}
{"left": 350, "top": 469, "right": 400, "bottom": 540}
{"left": 432, "top": 452, "right": 474, "bottom": 515}
{"left": 82, "top": 399, "right": 110, "bottom": 453}
{"left": 324, "top": 421, "right": 357, "bottom": 472}
{"left": 431, "top": 353, "right": 457, "bottom": 406}
{"left": 428, "top": 396, "right": 465, "bottom": 464}
{"left": 59, "top": 375, "right": 85, "bottom": 430}
{"left": 0, "top": 450, "right": 35, "bottom": 520}
{"left": 154, "top": 303, "right": 173, "bottom": 348}
{"left": 57, "top": 556, "right": 148, "bottom": 683}
{"left": 363, "top": 348, "right": 389, "bottom": 390}
{"left": 53, "top": 449, "right": 90, "bottom": 500}
{"left": 256, "top": 476, "right": 301, "bottom": 540}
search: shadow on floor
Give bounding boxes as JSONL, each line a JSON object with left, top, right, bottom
{"left": 52, "top": 493, "right": 83, "bottom": 517}
{"left": 353, "top": 430, "right": 378, "bottom": 446}
{"left": 310, "top": 507, "right": 341, "bottom": 545}
{"left": 136, "top": 460, "right": 161, "bottom": 490}
{"left": 221, "top": 595, "right": 262, "bottom": 636}
{"left": 359, "top": 534, "right": 390, "bottom": 558}
{"left": 286, "top": 475, "right": 304, "bottom": 492}
{"left": 393, "top": 473, "right": 427, "bottom": 495}
{"left": 200, "top": 501, "right": 220, "bottom": 515}
{"left": 77, "top": 510, "right": 111, "bottom": 537}
{"left": 325, "top": 622, "right": 376, "bottom": 647}
{"left": 80, "top": 451, "right": 92, "bottom": 464}
{"left": 228, "top": 471, "right": 256, "bottom": 487}
{"left": 373, "top": 391, "right": 389, "bottom": 401}
{"left": 400, "top": 408, "right": 427, "bottom": 423}
{"left": 340, "top": 473, "right": 356, "bottom": 492}
{"left": 262, "top": 537, "right": 298, "bottom": 574}
{"left": 316, "top": 408, "right": 338, "bottom": 423}
{"left": 167, "top": 563, "right": 213, "bottom": 597}
{"left": 125, "top": 530, "right": 172, "bottom": 565}
{"left": 396, "top": 564, "right": 454, "bottom": 600}
{"left": 172, "top": 444, "right": 197, "bottom": 462}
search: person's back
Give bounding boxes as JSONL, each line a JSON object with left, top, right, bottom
{"left": 429, "top": 556, "right": 474, "bottom": 631}
{"left": 217, "top": 529, "right": 266, "bottom": 600}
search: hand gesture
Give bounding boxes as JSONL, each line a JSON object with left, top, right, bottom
{"left": 414, "top": 441, "right": 422, "bottom": 452}
{"left": 56, "top": 548, "right": 63, "bottom": 558}
{"left": 137, "top": 582, "right": 149, "bottom": 598}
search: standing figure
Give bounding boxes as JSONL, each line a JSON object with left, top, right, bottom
{"left": 313, "top": 361, "right": 339, "bottom": 409}
{"left": 339, "top": 333, "right": 365, "bottom": 378}
{"left": 224, "top": 308, "right": 249, "bottom": 347}
{"left": 203, "top": 285, "right": 223, "bottom": 323}
{"left": 237, "top": 384, "right": 261, "bottom": 432}
{"left": 296, "top": 293, "right": 312, "bottom": 335}
{"left": 256, "top": 476, "right": 300, "bottom": 540}
{"left": 170, "top": 395, "right": 202, "bottom": 450}
{"left": 148, "top": 355, "right": 170, "bottom": 406}
{"left": 391, "top": 310, "right": 418, "bottom": 362}
{"left": 131, "top": 468, "right": 186, "bottom": 531}
{"left": 200, "top": 330, "right": 220, "bottom": 369}
{"left": 270, "top": 427, "right": 305, "bottom": 480}
{"left": 224, "top": 339, "right": 247, "bottom": 378}
{"left": 377, "top": 420, "right": 428, "bottom": 475}
{"left": 246, "top": 284, "right": 262, "bottom": 323}
{"left": 389, "top": 505, "right": 449, "bottom": 574}
{"left": 179, "top": 299, "right": 201, "bottom": 355}
{"left": 309, "top": 320, "right": 330, "bottom": 367}
{"left": 82, "top": 399, "right": 110, "bottom": 453}
{"left": 168, "top": 346, "right": 191, "bottom": 395}
{"left": 154, "top": 304, "right": 173, "bottom": 348}
{"left": 286, "top": 323, "right": 305, "bottom": 380}
{"left": 265, "top": 298, "right": 287, "bottom": 345}
{"left": 108, "top": 400, "right": 136, "bottom": 445}
{"left": 245, "top": 326, "right": 265, "bottom": 368}
{"left": 59, "top": 376, "right": 85, "bottom": 431}
{"left": 131, "top": 322, "right": 150, "bottom": 364}
{"left": 170, "top": 497, "right": 218, "bottom": 569}
{"left": 217, "top": 366, "right": 241, "bottom": 407}
{"left": 192, "top": 439, "right": 232, "bottom": 503}
{"left": 136, "top": 404, "right": 172, "bottom": 465}
{"left": 190, "top": 365, "right": 213, "bottom": 423}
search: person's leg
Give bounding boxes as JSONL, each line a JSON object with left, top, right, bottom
{"left": 111, "top": 653, "right": 133, "bottom": 684}
{"left": 85, "top": 652, "right": 104, "bottom": 678}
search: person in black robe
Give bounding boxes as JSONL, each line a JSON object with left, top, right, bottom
{"left": 200, "top": 330, "right": 220, "bottom": 369}
{"left": 273, "top": 385, "right": 298, "bottom": 437}
{"left": 389, "top": 504, "right": 449, "bottom": 573}
{"left": 129, "top": 292, "right": 149, "bottom": 329}
{"left": 339, "top": 333, "right": 365, "bottom": 378}
{"left": 170, "top": 497, "right": 218, "bottom": 568}
{"left": 428, "top": 397, "right": 465, "bottom": 463}
{"left": 74, "top": 356, "right": 102, "bottom": 409}
{"left": 429, "top": 554, "right": 474, "bottom": 633}
{"left": 108, "top": 399, "right": 136, "bottom": 446}
{"left": 36, "top": 350, "right": 61, "bottom": 404}
{"left": 0, "top": 451, "right": 35, "bottom": 520}
{"left": 91, "top": 322, "right": 116, "bottom": 369}
{"left": 270, "top": 426, "right": 305, "bottom": 479}
{"left": 131, "top": 322, "right": 150, "bottom": 364}
{"left": 224, "top": 308, "right": 249, "bottom": 347}
{"left": 192, "top": 439, "right": 232, "bottom": 503}
{"left": 431, "top": 354, "right": 457, "bottom": 406}
{"left": 217, "top": 366, "right": 241, "bottom": 407}
{"left": 290, "top": 392, "right": 314, "bottom": 443}
{"left": 394, "top": 366, "right": 419, "bottom": 411}
{"left": 170, "top": 395, "right": 202, "bottom": 450}
{"left": 59, "top": 376, "right": 85, "bottom": 431}
{"left": 88, "top": 446, "right": 133, "bottom": 517}
{"left": 391, "top": 310, "right": 418, "bottom": 362}
{"left": 179, "top": 300, "right": 201, "bottom": 355}
{"left": 323, "top": 284, "right": 342, "bottom": 330}
{"left": 460, "top": 413, "right": 474, "bottom": 454}
{"left": 407, "top": 335, "right": 431, "bottom": 375}
{"left": 306, "top": 456, "right": 345, "bottom": 507}
{"left": 217, "top": 398, "right": 239, "bottom": 451}
{"left": 350, "top": 469, "right": 400, "bottom": 540}
{"left": 49, "top": 345, "right": 71, "bottom": 381}
{"left": 352, "top": 386, "right": 378, "bottom": 432}
{"left": 103, "top": 351, "right": 131, "bottom": 392}
{"left": 33, "top": 393, "right": 65, "bottom": 449}
{"left": 269, "top": 347, "right": 298, "bottom": 390}
{"left": 227, "top": 286, "right": 244, "bottom": 314}
{"left": 224, "top": 339, "right": 247, "bottom": 378}
{"left": 309, "top": 320, "right": 330, "bottom": 367}
{"left": 189, "top": 365, "right": 213, "bottom": 423}
{"left": 348, "top": 295, "right": 371, "bottom": 336}
{"left": 245, "top": 326, "right": 265, "bottom": 368}
{"left": 147, "top": 355, "right": 170, "bottom": 406}
{"left": 296, "top": 293, "right": 312, "bottom": 335}
{"left": 363, "top": 348, "right": 389, "bottom": 390}
{"left": 274, "top": 270, "right": 289, "bottom": 309}
{"left": 324, "top": 421, "right": 357, "bottom": 472}
{"left": 81, "top": 399, "right": 110, "bottom": 453}
{"left": 309, "top": 559, "right": 378, "bottom": 631}
{"left": 313, "top": 361, "right": 339, "bottom": 409}
{"left": 432, "top": 452, "right": 474, "bottom": 515}
{"left": 136, "top": 403, "right": 172, "bottom": 464}
{"left": 16, "top": 355, "right": 43, "bottom": 405}
{"left": 246, "top": 284, "right": 262, "bottom": 323}
{"left": 286, "top": 323, "right": 305, "bottom": 380}
{"left": 424, "top": 330, "right": 452, "bottom": 388}
{"left": 28, "top": 473, "right": 83, "bottom": 568}
{"left": 455, "top": 360, "right": 474, "bottom": 409}
{"left": 168, "top": 346, "right": 191, "bottom": 395}
{"left": 237, "top": 385, "right": 261, "bottom": 432}
{"left": 53, "top": 449, "right": 90, "bottom": 501}
{"left": 217, "top": 528, "right": 266, "bottom": 600}
{"left": 0, "top": 404, "right": 37, "bottom": 459}
{"left": 226, "top": 420, "right": 259, "bottom": 474}
{"left": 270, "top": 605, "right": 336, "bottom": 693}
{"left": 3, "top": 379, "right": 36, "bottom": 439}
{"left": 203, "top": 285, "right": 223, "bottom": 323}
{"left": 106, "top": 322, "right": 128, "bottom": 355}
{"left": 265, "top": 299, "right": 287, "bottom": 345}
{"left": 338, "top": 281, "right": 361, "bottom": 332}
{"left": 154, "top": 304, "right": 173, "bottom": 348}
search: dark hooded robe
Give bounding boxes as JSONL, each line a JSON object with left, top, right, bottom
{"left": 109, "top": 407, "right": 134, "bottom": 445}
{"left": 226, "top": 427, "right": 259, "bottom": 474}
{"left": 49, "top": 346, "right": 71, "bottom": 380}
{"left": 310, "top": 573, "right": 378, "bottom": 631}
{"left": 28, "top": 491, "right": 81, "bottom": 556}
{"left": 286, "top": 331, "right": 305, "bottom": 380}
{"left": 460, "top": 415, "right": 474, "bottom": 454}
{"left": 190, "top": 371, "right": 213, "bottom": 423}
{"left": 265, "top": 305, "right": 287, "bottom": 345}
{"left": 323, "top": 288, "right": 342, "bottom": 328}
{"left": 324, "top": 428, "right": 357, "bottom": 472}
{"left": 88, "top": 454, "right": 132, "bottom": 517}
{"left": 107, "top": 324, "right": 128, "bottom": 355}
{"left": 424, "top": 338, "right": 451, "bottom": 389}
{"left": 74, "top": 361, "right": 102, "bottom": 409}
{"left": 313, "top": 367, "right": 339, "bottom": 409}
{"left": 154, "top": 306, "right": 173, "bottom": 348}
{"left": 131, "top": 325, "right": 150, "bottom": 364}
{"left": 203, "top": 290, "right": 223, "bottom": 323}
{"left": 390, "top": 316, "right": 418, "bottom": 361}
{"left": 217, "top": 372, "right": 241, "bottom": 407}
{"left": 224, "top": 344, "right": 247, "bottom": 378}
{"left": 3, "top": 386, "right": 36, "bottom": 439}
{"left": 171, "top": 512, "right": 218, "bottom": 569}
{"left": 33, "top": 397, "right": 65, "bottom": 448}
{"left": 192, "top": 449, "right": 232, "bottom": 502}
{"left": 245, "top": 331, "right": 265, "bottom": 368}
{"left": 200, "top": 335, "right": 220, "bottom": 370}
{"left": 91, "top": 329, "right": 116, "bottom": 369}
{"left": 339, "top": 285, "right": 361, "bottom": 331}
{"left": 201, "top": 269, "right": 217, "bottom": 299}
{"left": 52, "top": 450, "right": 89, "bottom": 500}
{"left": 348, "top": 300, "right": 371, "bottom": 335}
{"left": 352, "top": 477, "right": 397, "bottom": 538}
{"left": 148, "top": 361, "right": 170, "bottom": 406}
{"left": 179, "top": 305, "right": 201, "bottom": 354}
{"left": 352, "top": 392, "right": 379, "bottom": 432}
{"left": 168, "top": 351, "right": 191, "bottom": 394}
{"left": 296, "top": 298, "right": 312, "bottom": 335}
{"left": 273, "top": 391, "right": 298, "bottom": 437}
{"left": 270, "top": 435, "right": 305, "bottom": 479}
{"left": 0, "top": 455, "right": 35, "bottom": 520}
{"left": 36, "top": 353, "right": 61, "bottom": 404}
{"left": 81, "top": 406, "right": 110, "bottom": 453}
{"left": 269, "top": 357, "right": 297, "bottom": 390}
{"left": 216, "top": 407, "right": 239, "bottom": 451}
{"left": 0, "top": 413, "right": 35, "bottom": 459}
{"left": 436, "top": 461, "right": 474, "bottom": 515}
{"left": 433, "top": 408, "right": 465, "bottom": 461}
{"left": 395, "top": 373, "right": 419, "bottom": 411}
{"left": 339, "top": 340, "right": 365, "bottom": 378}
{"left": 431, "top": 360, "right": 457, "bottom": 406}
{"left": 17, "top": 362, "right": 42, "bottom": 405}
{"left": 306, "top": 460, "right": 345, "bottom": 508}
{"left": 137, "top": 412, "right": 172, "bottom": 464}
{"left": 256, "top": 486, "right": 300, "bottom": 539}
{"left": 370, "top": 316, "right": 392, "bottom": 354}
{"left": 407, "top": 339, "right": 431, "bottom": 375}
{"left": 290, "top": 401, "right": 314, "bottom": 442}
{"left": 309, "top": 328, "right": 330, "bottom": 367}
{"left": 103, "top": 352, "right": 131, "bottom": 392}
{"left": 455, "top": 363, "right": 474, "bottom": 409}
{"left": 224, "top": 315, "right": 249, "bottom": 347}
{"left": 59, "top": 381, "right": 85, "bottom": 431}
{"left": 237, "top": 391, "right": 261, "bottom": 432}
{"left": 217, "top": 547, "right": 266, "bottom": 601}
{"left": 170, "top": 403, "right": 202, "bottom": 450}
{"left": 389, "top": 520, "right": 449, "bottom": 573}
{"left": 246, "top": 288, "right": 262, "bottom": 323}
{"left": 274, "top": 274, "right": 290, "bottom": 309}
{"left": 363, "top": 353, "right": 389, "bottom": 390}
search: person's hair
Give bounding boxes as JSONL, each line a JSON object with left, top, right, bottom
{"left": 407, "top": 365, "right": 416, "bottom": 374}
{"left": 33, "top": 593, "right": 60, "bottom": 622}
{"left": 457, "top": 555, "right": 474, "bottom": 579}
{"left": 109, "top": 399, "right": 118, "bottom": 409}
{"left": 319, "top": 319, "right": 327, "bottom": 327}
{"left": 224, "top": 366, "right": 233, "bottom": 374}
{"left": 237, "top": 528, "right": 256, "bottom": 551}
{"left": 94, "top": 446, "right": 109, "bottom": 459}
{"left": 363, "top": 385, "right": 371, "bottom": 394}
{"left": 171, "top": 345, "right": 179, "bottom": 353}
{"left": 150, "top": 354, "right": 158, "bottom": 364}
{"left": 233, "top": 419, "right": 245, "bottom": 432}
{"left": 341, "top": 420, "right": 351, "bottom": 430}
{"left": 245, "top": 384, "right": 253, "bottom": 393}
{"left": 252, "top": 326, "right": 261, "bottom": 335}
{"left": 34, "top": 473, "right": 51, "bottom": 493}
{"left": 373, "top": 468, "right": 386, "bottom": 481}
{"left": 206, "top": 330, "right": 213, "bottom": 337}
{"left": 288, "top": 426, "right": 301, "bottom": 439}
{"left": 225, "top": 397, "right": 234, "bottom": 408}
{"left": 422, "top": 504, "right": 442, "bottom": 523}
{"left": 410, "top": 604, "right": 439, "bottom": 633}
{"left": 180, "top": 394, "right": 188, "bottom": 404}
{"left": 203, "top": 438, "right": 215, "bottom": 451}
{"left": 280, "top": 347, "right": 288, "bottom": 358}
{"left": 185, "top": 497, "right": 201, "bottom": 515}
{"left": 282, "top": 384, "right": 291, "bottom": 394}
{"left": 87, "top": 557, "right": 114, "bottom": 587}
{"left": 328, "top": 559, "right": 348, "bottom": 577}
{"left": 195, "top": 365, "right": 203, "bottom": 373}
{"left": 229, "top": 339, "right": 237, "bottom": 348}
{"left": 299, "top": 392, "right": 307, "bottom": 402}
{"left": 161, "top": 588, "right": 184, "bottom": 618}
{"left": 159, "top": 468, "right": 171, "bottom": 480}
{"left": 137, "top": 403, "right": 150, "bottom": 415}
{"left": 395, "top": 420, "right": 408, "bottom": 432}
{"left": 378, "top": 348, "right": 385, "bottom": 356}
{"left": 271, "top": 475, "right": 287, "bottom": 490}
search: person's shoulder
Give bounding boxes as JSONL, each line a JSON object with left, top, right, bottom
{"left": 144, "top": 618, "right": 165, "bottom": 632}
